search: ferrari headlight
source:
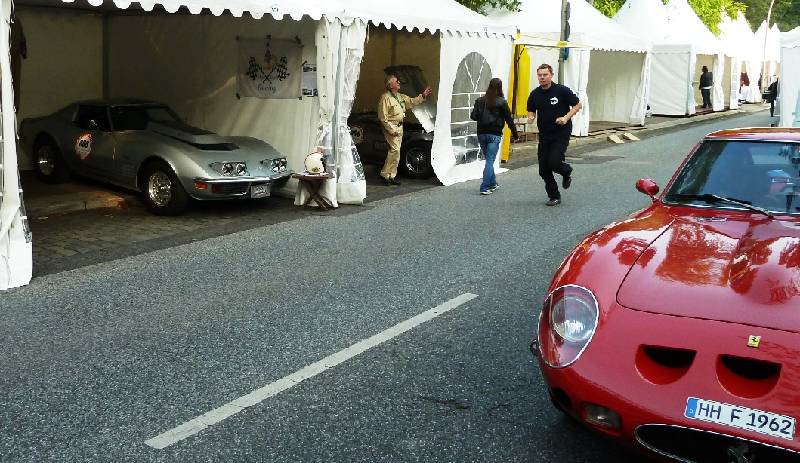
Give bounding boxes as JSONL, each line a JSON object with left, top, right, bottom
{"left": 538, "top": 285, "right": 599, "bottom": 368}
{"left": 210, "top": 162, "right": 247, "bottom": 176}
{"left": 551, "top": 293, "right": 597, "bottom": 342}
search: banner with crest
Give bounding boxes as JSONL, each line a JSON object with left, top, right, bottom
{"left": 237, "top": 37, "right": 302, "bottom": 99}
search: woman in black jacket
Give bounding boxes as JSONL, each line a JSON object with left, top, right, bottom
{"left": 470, "top": 78, "right": 519, "bottom": 195}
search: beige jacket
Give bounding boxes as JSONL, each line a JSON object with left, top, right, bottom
{"left": 377, "top": 91, "right": 425, "bottom": 134}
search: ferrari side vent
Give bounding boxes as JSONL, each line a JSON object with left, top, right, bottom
{"left": 635, "top": 424, "right": 799, "bottom": 463}
{"left": 635, "top": 346, "right": 696, "bottom": 385}
{"left": 717, "top": 355, "right": 781, "bottom": 398}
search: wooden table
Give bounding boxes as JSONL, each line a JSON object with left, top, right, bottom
{"left": 293, "top": 172, "right": 335, "bottom": 210}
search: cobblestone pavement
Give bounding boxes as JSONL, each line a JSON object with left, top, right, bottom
{"left": 28, "top": 164, "right": 439, "bottom": 277}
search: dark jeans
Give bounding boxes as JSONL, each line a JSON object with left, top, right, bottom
{"left": 537, "top": 136, "right": 572, "bottom": 200}
{"left": 770, "top": 99, "right": 775, "bottom": 117}
{"left": 701, "top": 88, "right": 712, "bottom": 108}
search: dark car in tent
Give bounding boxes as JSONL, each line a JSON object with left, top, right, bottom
{"left": 348, "top": 65, "right": 436, "bottom": 179}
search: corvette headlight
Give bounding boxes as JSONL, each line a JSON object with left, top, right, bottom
{"left": 266, "top": 157, "right": 288, "bottom": 172}
{"left": 538, "top": 285, "right": 599, "bottom": 368}
{"left": 210, "top": 162, "right": 247, "bottom": 176}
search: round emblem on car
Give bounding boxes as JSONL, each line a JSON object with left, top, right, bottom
{"left": 75, "top": 133, "right": 93, "bottom": 160}
{"left": 350, "top": 125, "right": 364, "bottom": 145}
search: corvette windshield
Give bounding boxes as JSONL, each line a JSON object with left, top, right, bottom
{"left": 110, "top": 105, "right": 181, "bottom": 131}
{"left": 664, "top": 140, "right": 800, "bottom": 215}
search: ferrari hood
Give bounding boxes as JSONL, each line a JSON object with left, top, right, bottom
{"left": 149, "top": 121, "right": 236, "bottom": 150}
{"left": 617, "top": 215, "right": 800, "bottom": 332}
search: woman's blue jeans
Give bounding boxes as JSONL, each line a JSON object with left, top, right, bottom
{"left": 478, "top": 133, "right": 501, "bottom": 192}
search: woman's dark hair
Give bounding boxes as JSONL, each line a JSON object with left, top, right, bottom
{"left": 485, "top": 78, "right": 504, "bottom": 108}
{"left": 702, "top": 66, "right": 708, "bottom": 73}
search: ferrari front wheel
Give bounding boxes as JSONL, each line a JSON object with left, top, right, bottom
{"left": 140, "top": 160, "right": 188, "bottom": 215}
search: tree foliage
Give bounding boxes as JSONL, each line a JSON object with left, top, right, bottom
{"left": 456, "top": 0, "right": 521, "bottom": 14}
{"left": 742, "top": 0, "right": 799, "bottom": 32}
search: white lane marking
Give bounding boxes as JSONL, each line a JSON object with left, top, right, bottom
{"left": 145, "top": 292, "right": 479, "bottom": 449}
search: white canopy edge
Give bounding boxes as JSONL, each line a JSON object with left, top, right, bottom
{"left": 49, "top": 0, "right": 515, "bottom": 37}
{"left": 782, "top": 27, "right": 800, "bottom": 49}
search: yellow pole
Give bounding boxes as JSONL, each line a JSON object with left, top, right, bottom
{"left": 502, "top": 45, "right": 531, "bottom": 162}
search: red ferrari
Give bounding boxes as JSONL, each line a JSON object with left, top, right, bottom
{"left": 534, "top": 128, "right": 800, "bottom": 462}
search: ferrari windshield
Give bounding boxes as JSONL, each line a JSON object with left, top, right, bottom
{"left": 664, "top": 140, "right": 800, "bottom": 215}
{"left": 110, "top": 105, "right": 181, "bottom": 131}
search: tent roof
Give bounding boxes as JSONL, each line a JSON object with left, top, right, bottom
{"left": 489, "top": 0, "right": 648, "bottom": 53}
{"left": 755, "top": 20, "right": 782, "bottom": 62}
{"left": 783, "top": 27, "right": 800, "bottom": 49}
{"left": 615, "top": 0, "right": 721, "bottom": 55}
{"left": 20, "top": 0, "right": 513, "bottom": 37}
{"left": 719, "top": 11, "right": 757, "bottom": 60}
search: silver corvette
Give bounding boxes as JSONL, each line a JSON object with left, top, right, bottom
{"left": 21, "top": 99, "right": 292, "bottom": 215}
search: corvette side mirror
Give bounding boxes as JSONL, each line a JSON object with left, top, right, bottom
{"left": 636, "top": 178, "right": 659, "bottom": 201}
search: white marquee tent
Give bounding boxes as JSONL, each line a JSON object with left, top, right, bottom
{"left": 719, "top": 12, "right": 760, "bottom": 104}
{"left": 755, "top": 20, "right": 782, "bottom": 86}
{"left": 615, "top": 0, "right": 728, "bottom": 116}
{"left": 491, "top": 0, "right": 651, "bottom": 136}
{"left": 779, "top": 27, "right": 800, "bottom": 127}
{"left": 0, "top": 0, "right": 513, "bottom": 290}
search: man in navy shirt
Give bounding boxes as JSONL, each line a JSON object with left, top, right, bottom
{"left": 527, "top": 64, "right": 582, "bottom": 206}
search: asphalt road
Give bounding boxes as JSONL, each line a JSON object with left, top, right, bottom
{"left": 0, "top": 111, "right": 774, "bottom": 462}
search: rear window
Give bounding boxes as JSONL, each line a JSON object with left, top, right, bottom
{"left": 665, "top": 140, "right": 800, "bottom": 215}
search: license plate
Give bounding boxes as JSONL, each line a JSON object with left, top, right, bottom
{"left": 685, "top": 397, "right": 795, "bottom": 441}
{"left": 250, "top": 184, "right": 270, "bottom": 198}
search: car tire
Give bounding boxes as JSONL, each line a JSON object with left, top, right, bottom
{"left": 140, "top": 160, "right": 189, "bottom": 216}
{"left": 400, "top": 141, "right": 434, "bottom": 179}
{"left": 34, "top": 137, "right": 71, "bottom": 184}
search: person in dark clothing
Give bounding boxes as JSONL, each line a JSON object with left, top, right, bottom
{"left": 526, "top": 64, "right": 582, "bottom": 206}
{"left": 767, "top": 78, "right": 779, "bottom": 117}
{"left": 471, "top": 78, "right": 519, "bottom": 195}
{"left": 699, "top": 66, "right": 713, "bottom": 109}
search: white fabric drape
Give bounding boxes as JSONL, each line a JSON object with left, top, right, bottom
{"left": 432, "top": 32, "right": 512, "bottom": 186}
{"left": 712, "top": 53, "right": 725, "bottom": 112}
{"left": 649, "top": 46, "right": 694, "bottom": 116}
{"left": 586, "top": 51, "right": 648, "bottom": 125}
{"left": 564, "top": 48, "right": 590, "bottom": 136}
{"left": 0, "top": 0, "right": 32, "bottom": 290}
{"left": 780, "top": 28, "right": 800, "bottom": 127}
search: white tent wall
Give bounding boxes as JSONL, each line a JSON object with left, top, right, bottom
{"left": 432, "top": 32, "right": 511, "bottom": 186}
{"left": 564, "top": 47, "right": 590, "bottom": 136}
{"left": 353, "top": 28, "right": 440, "bottom": 115}
{"left": 728, "top": 56, "right": 739, "bottom": 109}
{"left": 15, "top": 7, "right": 104, "bottom": 169}
{"left": 586, "top": 50, "right": 647, "bottom": 125}
{"left": 650, "top": 46, "right": 694, "bottom": 116}
{"left": 0, "top": 0, "right": 32, "bottom": 291}
{"left": 780, "top": 28, "right": 800, "bottom": 127}
{"left": 106, "top": 14, "right": 320, "bottom": 192}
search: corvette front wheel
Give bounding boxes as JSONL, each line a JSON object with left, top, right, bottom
{"left": 140, "top": 160, "right": 188, "bottom": 215}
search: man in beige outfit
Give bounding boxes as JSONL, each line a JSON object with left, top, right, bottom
{"left": 377, "top": 74, "right": 431, "bottom": 185}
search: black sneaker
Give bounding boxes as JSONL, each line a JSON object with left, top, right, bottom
{"left": 389, "top": 177, "right": 401, "bottom": 185}
{"left": 562, "top": 175, "right": 572, "bottom": 189}
{"left": 546, "top": 198, "right": 561, "bottom": 206}
{"left": 381, "top": 176, "right": 393, "bottom": 185}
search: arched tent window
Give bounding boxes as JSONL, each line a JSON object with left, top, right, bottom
{"left": 450, "top": 52, "right": 491, "bottom": 165}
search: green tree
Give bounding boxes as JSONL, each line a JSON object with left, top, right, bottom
{"left": 742, "top": 0, "right": 799, "bottom": 32}
{"left": 456, "top": 0, "right": 521, "bottom": 14}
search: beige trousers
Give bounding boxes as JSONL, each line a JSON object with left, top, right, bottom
{"left": 380, "top": 128, "right": 403, "bottom": 179}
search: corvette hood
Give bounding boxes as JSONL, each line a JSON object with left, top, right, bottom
{"left": 617, "top": 216, "right": 800, "bottom": 332}
{"left": 149, "top": 121, "right": 235, "bottom": 149}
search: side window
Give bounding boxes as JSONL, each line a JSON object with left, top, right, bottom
{"left": 75, "top": 106, "right": 111, "bottom": 131}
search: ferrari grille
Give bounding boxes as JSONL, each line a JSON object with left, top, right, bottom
{"left": 635, "top": 424, "right": 798, "bottom": 463}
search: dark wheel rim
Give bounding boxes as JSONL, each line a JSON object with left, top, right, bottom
{"left": 37, "top": 145, "right": 56, "bottom": 176}
{"left": 404, "top": 148, "right": 430, "bottom": 175}
{"left": 148, "top": 171, "right": 173, "bottom": 207}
